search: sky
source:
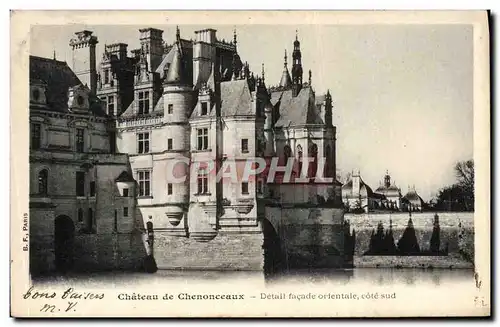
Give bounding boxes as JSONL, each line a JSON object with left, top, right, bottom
{"left": 30, "top": 24, "right": 474, "bottom": 201}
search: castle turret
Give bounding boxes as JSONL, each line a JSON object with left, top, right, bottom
{"left": 324, "top": 89, "right": 333, "bottom": 127}
{"left": 162, "top": 29, "right": 194, "bottom": 227}
{"left": 69, "top": 30, "right": 98, "bottom": 94}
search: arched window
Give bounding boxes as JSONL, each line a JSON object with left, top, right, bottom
{"left": 296, "top": 145, "right": 303, "bottom": 177}
{"left": 308, "top": 143, "right": 318, "bottom": 178}
{"left": 283, "top": 145, "right": 292, "bottom": 164}
{"left": 38, "top": 169, "right": 48, "bottom": 195}
{"left": 325, "top": 145, "right": 332, "bottom": 178}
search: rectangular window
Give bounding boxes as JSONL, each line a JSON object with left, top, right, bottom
{"left": 167, "top": 138, "right": 173, "bottom": 150}
{"left": 197, "top": 128, "right": 209, "bottom": 150}
{"left": 138, "top": 91, "right": 150, "bottom": 115}
{"left": 76, "top": 171, "right": 85, "bottom": 196}
{"left": 137, "top": 132, "right": 150, "bottom": 154}
{"left": 197, "top": 171, "right": 209, "bottom": 195}
{"left": 201, "top": 102, "right": 208, "bottom": 115}
{"left": 31, "top": 123, "right": 41, "bottom": 150}
{"left": 76, "top": 128, "right": 85, "bottom": 152}
{"left": 168, "top": 104, "right": 173, "bottom": 114}
{"left": 123, "top": 207, "right": 129, "bottom": 217}
{"left": 242, "top": 182, "right": 249, "bottom": 195}
{"left": 241, "top": 139, "right": 249, "bottom": 153}
{"left": 138, "top": 170, "right": 151, "bottom": 197}
{"left": 107, "top": 95, "right": 114, "bottom": 115}
{"left": 104, "top": 69, "right": 110, "bottom": 84}
{"left": 123, "top": 188, "right": 129, "bottom": 197}
{"left": 167, "top": 183, "right": 173, "bottom": 195}
{"left": 90, "top": 181, "right": 96, "bottom": 197}
{"left": 114, "top": 210, "right": 118, "bottom": 233}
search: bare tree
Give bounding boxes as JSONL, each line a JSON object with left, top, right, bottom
{"left": 455, "top": 159, "right": 474, "bottom": 194}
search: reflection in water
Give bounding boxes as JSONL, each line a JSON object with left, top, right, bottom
{"left": 33, "top": 268, "right": 474, "bottom": 289}
{"left": 264, "top": 267, "right": 474, "bottom": 287}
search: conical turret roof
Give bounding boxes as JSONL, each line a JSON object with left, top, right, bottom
{"left": 279, "top": 49, "right": 292, "bottom": 88}
{"left": 164, "top": 42, "right": 187, "bottom": 85}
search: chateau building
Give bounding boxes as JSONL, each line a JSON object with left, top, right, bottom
{"left": 342, "top": 171, "right": 424, "bottom": 213}
{"left": 29, "top": 26, "right": 341, "bottom": 273}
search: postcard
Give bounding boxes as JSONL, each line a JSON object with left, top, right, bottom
{"left": 10, "top": 10, "right": 490, "bottom": 317}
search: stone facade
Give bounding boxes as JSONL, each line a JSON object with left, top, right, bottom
{"left": 29, "top": 26, "right": 343, "bottom": 274}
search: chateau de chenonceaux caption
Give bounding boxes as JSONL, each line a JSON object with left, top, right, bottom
{"left": 29, "top": 25, "right": 474, "bottom": 278}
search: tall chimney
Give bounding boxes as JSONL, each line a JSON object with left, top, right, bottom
{"left": 69, "top": 30, "right": 98, "bottom": 94}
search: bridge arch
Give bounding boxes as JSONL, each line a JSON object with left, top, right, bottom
{"left": 261, "top": 218, "right": 286, "bottom": 278}
{"left": 54, "top": 215, "right": 75, "bottom": 273}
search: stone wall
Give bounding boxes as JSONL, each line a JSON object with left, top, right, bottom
{"left": 152, "top": 232, "right": 264, "bottom": 270}
{"left": 71, "top": 231, "right": 147, "bottom": 272}
{"left": 345, "top": 212, "right": 474, "bottom": 261}
{"left": 30, "top": 201, "right": 147, "bottom": 276}
{"left": 266, "top": 207, "right": 346, "bottom": 268}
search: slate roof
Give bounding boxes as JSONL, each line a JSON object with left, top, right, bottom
{"left": 375, "top": 184, "right": 401, "bottom": 197}
{"left": 270, "top": 86, "right": 324, "bottom": 127}
{"left": 220, "top": 79, "right": 254, "bottom": 117}
{"left": 115, "top": 171, "right": 135, "bottom": 183}
{"left": 156, "top": 39, "right": 193, "bottom": 82}
{"left": 29, "top": 55, "right": 106, "bottom": 116}
{"left": 403, "top": 190, "right": 424, "bottom": 204}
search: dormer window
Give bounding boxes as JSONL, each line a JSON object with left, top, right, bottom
{"left": 201, "top": 102, "right": 208, "bottom": 115}
{"left": 107, "top": 96, "right": 115, "bottom": 115}
{"left": 31, "top": 83, "right": 47, "bottom": 104}
{"left": 104, "top": 69, "right": 110, "bottom": 84}
{"left": 68, "top": 85, "right": 89, "bottom": 110}
{"left": 77, "top": 96, "right": 84, "bottom": 106}
{"left": 138, "top": 91, "right": 150, "bottom": 115}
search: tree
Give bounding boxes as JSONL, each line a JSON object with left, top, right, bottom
{"left": 454, "top": 160, "right": 474, "bottom": 211}
{"left": 397, "top": 218, "right": 420, "bottom": 255}
{"left": 429, "top": 213, "right": 441, "bottom": 254}
{"left": 433, "top": 160, "right": 474, "bottom": 212}
{"left": 455, "top": 160, "right": 474, "bottom": 194}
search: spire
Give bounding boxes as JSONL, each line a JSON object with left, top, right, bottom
{"left": 279, "top": 49, "right": 292, "bottom": 88}
{"left": 261, "top": 63, "right": 265, "bottom": 83}
{"left": 292, "top": 29, "right": 303, "bottom": 97}
{"left": 175, "top": 26, "right": 183, "bottom": 57}
{"left": 233, "top": 28, "right": 237, "bottom": 49}
{"left": 53, "top": 50, "right": 56, "bottom": 60}
{"left": 308, "top": 69, "right": 312, "bottom": 85}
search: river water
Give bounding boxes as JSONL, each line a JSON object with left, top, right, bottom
{"left": 33, "top": 268, "right": 475, "bottom": 289}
